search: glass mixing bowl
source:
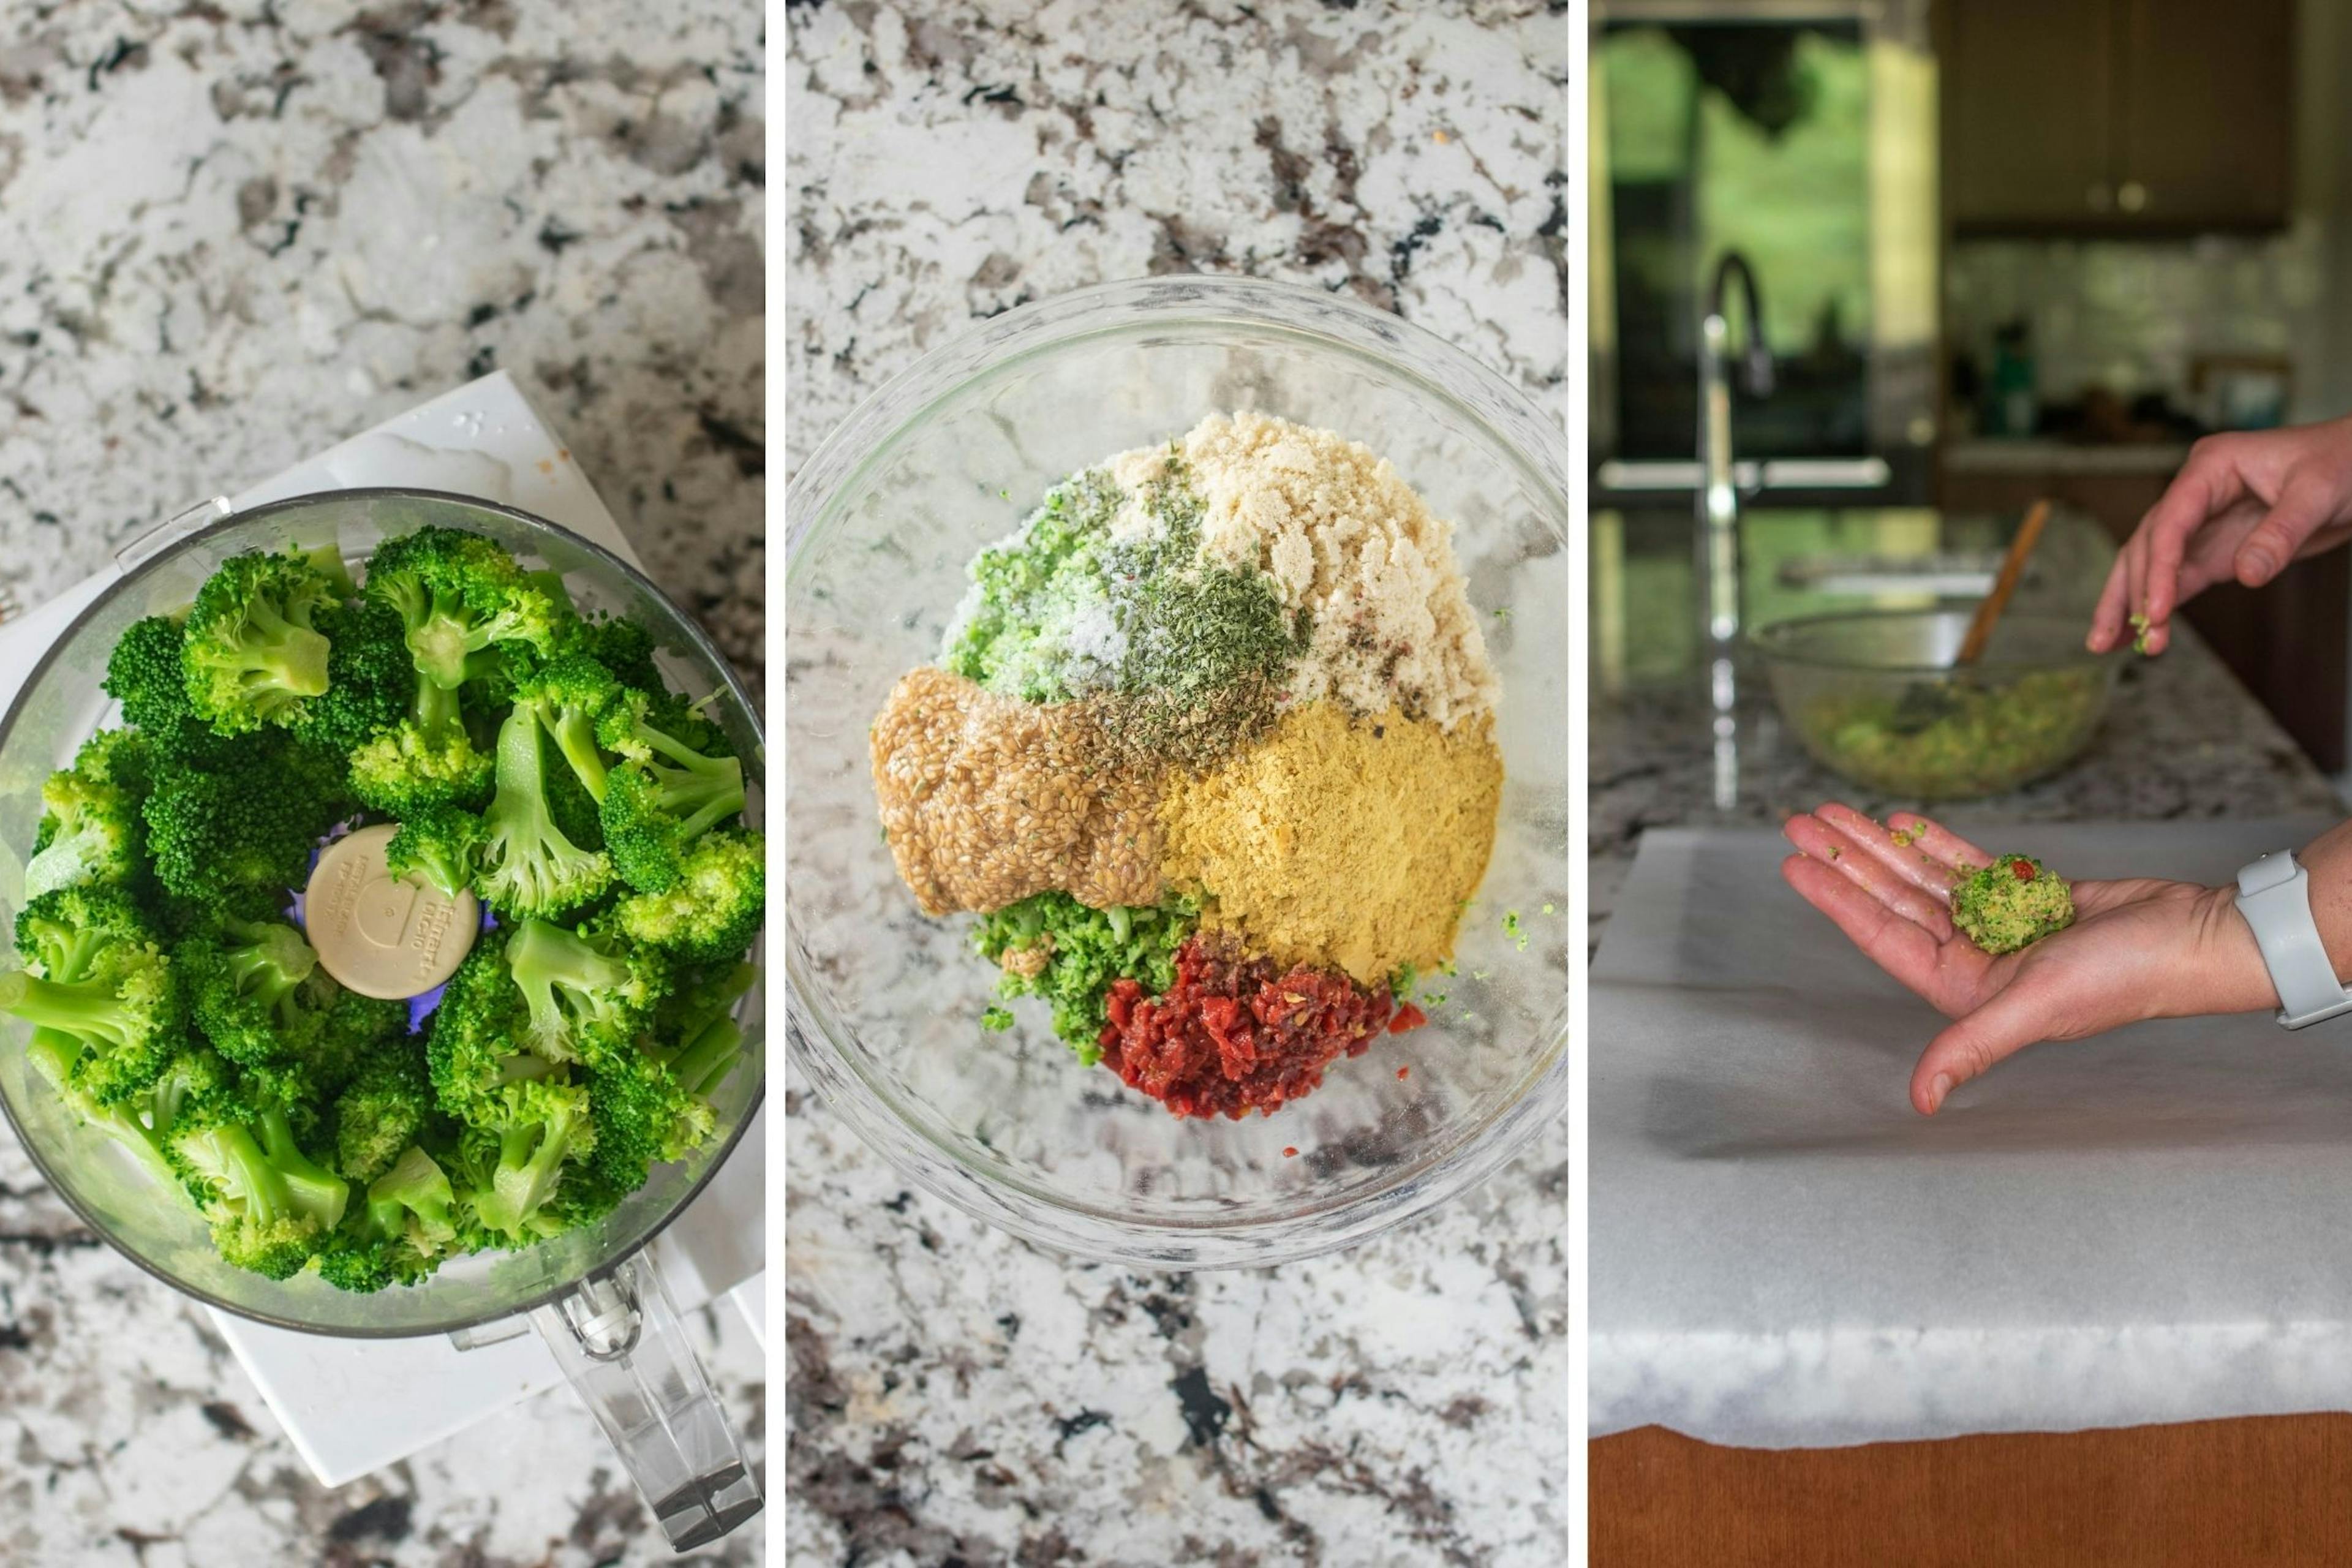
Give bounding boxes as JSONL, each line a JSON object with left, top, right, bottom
{"left": 0, "top": 490, "right": 764, "bottom": 1544}
{"left": 1754, "top": 607, "right": 2122, "bottom": 800}
{"left": 786, "top": 276, "right": 1570, "bottom": 1268}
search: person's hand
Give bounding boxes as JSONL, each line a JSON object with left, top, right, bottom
{"left": 2088, "top": 415, "right": 2352, "bottom": 656}
{"left": 1779, "top": 804, "right": 2272, "bottom": 1114}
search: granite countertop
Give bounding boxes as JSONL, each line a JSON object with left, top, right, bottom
{"left": 786, "top": 4, "right": 1568, "bottom": 1563}
{"left": 0, "top": 5, "right": 764, "bottom": 1564}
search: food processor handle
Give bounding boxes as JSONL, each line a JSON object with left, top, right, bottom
{"left": 526, "top": 1250, "right": 763, "bottom": 1548}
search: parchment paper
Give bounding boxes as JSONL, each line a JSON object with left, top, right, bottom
{"left": 1591, "top": 818, "right": 2352, "bottom": 1447}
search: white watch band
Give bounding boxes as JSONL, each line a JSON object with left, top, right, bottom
{"left": 2234, "top": 851, "right": 2352, "bottom": 1029}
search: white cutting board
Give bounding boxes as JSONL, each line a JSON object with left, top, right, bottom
{"left": 0, "top": 373, "right": 765, "bottom": 1485}
{"left": 1591, "top": 818, "right": 2352, "bottom": 1449}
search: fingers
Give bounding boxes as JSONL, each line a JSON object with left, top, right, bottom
{"left": 1780, "top": 853, "right": 1954, "bottom": 1007}
{"left": 2096, "top": 443, "right": 2248, "bottom": 651}
{"left": 1910, "top": 982, "right": 2054, "bottom": 1115}
{"left": 1814, "top": 802, "right": 1973, "bottom": 896}
{"left": 1882, "top": 812, "right": 1995, "bottom": 878}
{"left": 1784, "top": 812, "right": 1956, "bottom": 931}
{"left": 2088, "top": 551, "right": 2132, "bottom": 652}
{"left": 2237, "top": 470, "right": 2341, "bottom": 587}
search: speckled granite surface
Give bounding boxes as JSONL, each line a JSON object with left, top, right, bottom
{"left": 786, "top": 4, "right": 1568, "bottom": 1564}
{"left": 0, "top": 4, "right": 765, "bottom": 1564}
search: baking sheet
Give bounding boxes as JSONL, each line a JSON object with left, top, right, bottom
{"left": 1591, "top": 818, "right": 2352, "bottom": 1447}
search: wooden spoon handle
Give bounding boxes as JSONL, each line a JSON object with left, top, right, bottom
{"left": 1956, "top": 499, "right": 2052, "bottom": 667}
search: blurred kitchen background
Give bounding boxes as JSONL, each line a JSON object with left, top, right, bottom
{"left": 1590, "top": 0, "right": 2352, "bottom": 774}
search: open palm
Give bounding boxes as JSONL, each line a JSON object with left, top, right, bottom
{"left": 1780, "top": 804, "right": 2261, "bottom": 1114}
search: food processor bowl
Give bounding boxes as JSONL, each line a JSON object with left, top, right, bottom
{"left": 0, "top": 490, "right": 764, "bottom": 1545}
{"left": 786, "top": 276, "right": 1570, "bottom": 1268}
{"left": 1754, "top": 607, "right": 2121, "bottom": 800}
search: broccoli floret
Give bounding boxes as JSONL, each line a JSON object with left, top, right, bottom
{"left": 598, "top": 695, "right": 745, "bottom": 892}
{"left": 293, "top": 597, "right": 411, "bottom": 756}
{"left": 364, "top": 527, "right": 564, "bottom": 692}
{"left": 315, "top": 1143, "right": 459, "bottom": 1293}
{"left": 561, "top": 612, "right": 666, "bottom": 695}
{"left": 333, "top": 1038, "right": 434, "bottom": 1183}
{"left": 14, "top": 883, "right": 151, "bottom": 982}
{"left": 586, "top": 1041, "right": 716, "bottom": 1194}
{"left": 514, "top": 654, "right": 622, "bottom": 804}
{"left": 385, "top": 803, "right": 484, "bottom": 899}
{"left": 164, "top": 1076, "right": 349, "bottom": 1279}
{"left": 450, "top": 1077, "right": 597, "bottom": 1245}
{"left": 611, "top": 829, "right": 764, "bottom": 962}
{"left": 176, "top": 914, "right": 322, "bottom": 1069}
{"left": 473, "top": 705, "right": 611, "bottom": 921}
{"left": 1, "top": 935, "right": 184, "bottom": 1107}
{"left": 144, "top": 733, "right": 345, "bottom": 904}
{"left": 504, "top": 917, "right": 668, "bottom": 1064}
{"left": 329, "top": 594, "right": 496, "bottom": 813}
{"left": 28, "top": 1028, "right": 230, "bottom": 1193}
{"left": 24, "top": 736, "right": 151, "bottom": 900}
{"left": 181, "top": 550, "right": 341, "bottom": 735}
{"left": 425, "top": 928, "right": 560, "bottom": 1123}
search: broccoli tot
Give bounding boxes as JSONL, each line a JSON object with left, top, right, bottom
{"left": 364, "top": 527, "right": 564, "bottom": 692}
{"left": 451, "top": 1078, "right": 597, "bottom": 1245}
{"left": 504, "top": 916, "right": 668, "bottom": 1063}
{"left": 612, "top": 829, "right": 765, "bottom": 962}
{"left": 473, "top": 704, "right": 612, "bottom": 921}
{"left": 181, "top": 550, "right": 341, "bottom": 735}
{"left": 385, "top": 802, "right": 485, "bottom": 899}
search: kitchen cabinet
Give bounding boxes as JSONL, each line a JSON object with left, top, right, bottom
{"left": 1942, "top": 456, "right": 2347, "bottom": 770}
{"left": 1943, "top": 0, "right": 2294, "bottom": 235}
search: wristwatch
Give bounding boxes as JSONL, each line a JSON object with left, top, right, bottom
{"left": 2234, "top": 851, "right": 2352, "bottom": 1028}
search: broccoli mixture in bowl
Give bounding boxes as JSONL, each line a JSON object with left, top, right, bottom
{"left": 4, "top": 527, "right": 763, "bottom": 1293}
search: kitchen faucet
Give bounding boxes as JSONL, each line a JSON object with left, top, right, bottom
{"left": 1697, "top": 251, "right": 1771, "bottom": 808}
{"left": 1698, "top": 251, "right": 1773, "bottom": 646}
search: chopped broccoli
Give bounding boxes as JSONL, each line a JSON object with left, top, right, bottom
{"left": 180, "top": 549, "right": 340, "bottom": 735}
{"left": 974, "top": 891, "right": 1197, "bottom": 1063}
{"left": 611, "top": 829, "right": 764, "bottom": 962}
{"left": 143, "top": 732, "right": 347, "bottom": 904}
{"left": 1, "top": 918, "right": 184, "bottom": 1107}
{"left": 473, "top": 705, "right": 612, "bottom": 921}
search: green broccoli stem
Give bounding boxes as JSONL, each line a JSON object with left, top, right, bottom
{"left": 647, "top": 754, "right": 744, "bottom": 841}
{"left": 480, "top": 1118, "right": 574, "bottom": 1237}
{"left": 0, "top": 970, "right": 138, "bottom": 1051}
{"left": 413, "top": 676, "right": 461, "bottom": 739}
{"left": 371, "top": 1145, "right": 456, "bottom": 1242}
{"left": 257, "top": 1106, "right": 350, "bottom": 1228}
{"left": 24, "top": 1027, "right": 81, "bottom": 1089}
{"left": 540, "top": 709, "right": 610, "bottom": 804}
{"left": 669, "top": 1016, "right": 742, "bottom": 1097}
{"left": 216, "top": 1125, "right": 296, "bottom": 1225}
{"left": 225, "top": 600, "right": 332, "bottom": 698}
